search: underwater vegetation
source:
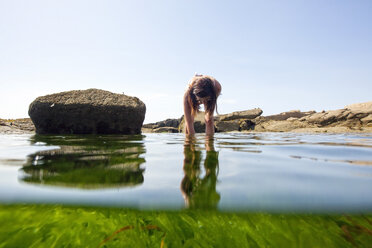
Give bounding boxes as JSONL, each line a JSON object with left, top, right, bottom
{"left": 1, "top": 204, "right": 372, "bottom": 247}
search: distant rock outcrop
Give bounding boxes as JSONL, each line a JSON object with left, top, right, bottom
{"left": 299, "top": 102, "right": 372, "bottom": 128}
{"left": 216, "top": 108, "right": 263, "bottom": 121}
{"left": 264, "top": 110, "right": 316, "bottom": 121}
{"left": 0, "top": 118, "right": 35, "bottom": 134}
{"left": 255, "top": 102, "right": 372, "bottom": 132}
{"left": 29, "top": 89, "right": 146, "bottom": 134}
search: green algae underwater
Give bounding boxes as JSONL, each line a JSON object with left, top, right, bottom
{"left": 1, "top": 204, "right": 372, "bottom": 248}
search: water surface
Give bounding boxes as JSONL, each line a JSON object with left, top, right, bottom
{"left": 0, "top": 132, "right": 372, "bottom": 212}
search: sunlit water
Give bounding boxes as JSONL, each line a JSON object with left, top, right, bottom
{"left": 0, "top": 132, "right": 372, "bottom": 212}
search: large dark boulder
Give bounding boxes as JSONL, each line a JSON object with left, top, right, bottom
{"left": 29, "top": 89, "right": 146, "bottom": 134}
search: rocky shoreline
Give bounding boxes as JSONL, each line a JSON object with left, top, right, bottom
{"left": 1, "top": 101, "right": 372, "bottom": 135}
{"left": 143, "top": 101, "right": 372, "bottom": 134}
{"left": 0, "top": 118, "right": 35, "bottom": 134}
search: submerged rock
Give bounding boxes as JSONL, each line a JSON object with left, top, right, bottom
{"left": 29, "top": 89, "right": 146, "bottom": 134}
{"left": 153, "top": 127, "right": 179, "bottom": 133}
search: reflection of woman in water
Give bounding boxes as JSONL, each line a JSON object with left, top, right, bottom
{"left": 183, "top": 74, "right": 222, "bottom": 136}
{"left": 181, "top": 136, "right": 220, "bottom": 209}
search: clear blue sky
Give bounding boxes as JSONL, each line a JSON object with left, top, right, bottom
{"left": 1, "top": 0, "right": 371, "bottom": 123}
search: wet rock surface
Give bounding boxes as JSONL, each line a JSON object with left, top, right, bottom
{"left": 143, "top": 118, "right": 181, "bottom": 129}
{"left": 215, "top": 120, "right": 241, "bottom": 132}
{"left": 178, "top": 112, "right": 207, "bottom": 133}
{"left": 28, "top": 89, "right": 146, "bottom": 134}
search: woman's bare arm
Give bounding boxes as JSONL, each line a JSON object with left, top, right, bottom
{"left": 205, "top": 112, "right": 214, "bottom": 136}
{"left": 183, "top": 91, "right": 195, "bottom": 135}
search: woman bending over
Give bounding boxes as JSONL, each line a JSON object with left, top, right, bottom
{"left": 183, "top": 74, "right": 222, "bottom": 136}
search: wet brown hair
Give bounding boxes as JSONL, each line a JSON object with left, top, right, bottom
{"left": 186, "top": 75, "right": 220, "bottom": 117}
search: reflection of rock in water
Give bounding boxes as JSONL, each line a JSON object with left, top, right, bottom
{"left": 181, "top": 137, "right": 220, "bottom": 209}
{"left": 20, "top": 135, "right": 146, "bottom": 189}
